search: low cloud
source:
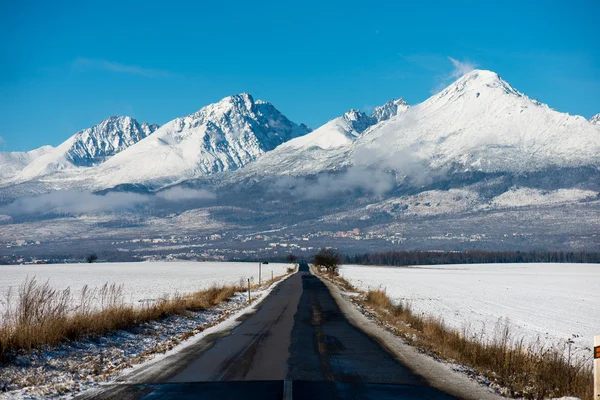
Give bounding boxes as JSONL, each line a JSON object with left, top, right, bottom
{"left": 428, "top": 57, "right": 479, "bottom": 94}
{"left": 448, "top": 57, "right": 477, "bottom": 78}
{"left": 155, "top": 187, "right": 216, "bottom": 202}
{"left": 352, "top": 125, "right": 444, "bottom": 187}
{"left": 72, "top": 58, "right": 171, "bottom": 78}
{"left": 271, "top": 166, "right": 395, "bottom": 200}
{"left": 1, "top": 190, "right": 148, "bottom": 215}
{"left": 1, "top": 187, "right": 216, "bottom": 216}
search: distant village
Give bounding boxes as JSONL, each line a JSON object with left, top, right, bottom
{"left": 0, "top": 227, "right": 533, "bottom": 265}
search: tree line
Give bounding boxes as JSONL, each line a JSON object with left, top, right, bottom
{"left": 345, "top": 250, "right": 600, "bottom": 266}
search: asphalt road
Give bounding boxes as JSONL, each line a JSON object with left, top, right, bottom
{"left": 82, "top": 263, "right": 456, "bottom": 399}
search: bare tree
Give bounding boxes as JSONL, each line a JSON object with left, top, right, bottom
{"left": 86, "top": 254, "right": 98, "bottom": 264}
{"left": 286, "top": 253, "right": 298, "bottom": 264}
{"left": 313, "top": 248, "right": 342, "bottom": 275}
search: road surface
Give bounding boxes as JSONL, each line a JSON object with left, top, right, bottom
{"left": 81, "top": 263, "right": 456, "bottom": 399}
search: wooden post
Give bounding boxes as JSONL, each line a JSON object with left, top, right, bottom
{"left": 259, "top": 262, "right": 262, "bottom": 285}
{"left": 247, "top": 278, "right": 251, "bottom": 301}
{"left": 594, "top": 335, "right": 600, "bottom": 399}
{"left": 271, "top": 270, "right": 273, "bottom": 282}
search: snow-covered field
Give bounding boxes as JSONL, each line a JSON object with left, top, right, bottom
{"left": 0, "top": 273, "right": 289, "bottom": 399}
{"left": 0, "top": 261, "right": 289, "bottom": 311}
{"left": 340, "top": 263, "right": 600, "bottom": 362}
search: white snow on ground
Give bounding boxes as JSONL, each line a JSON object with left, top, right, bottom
{"left": 0, "top": 261, "right": 289, "bottom": 313}
{"left": 0, "top": 265, "right": 292, "bottom": 399}
{"left": 489, "top": 187, "right": 597, "bottom": 208}
{"left": 340, "top": 263, "right": 600, "bottom": 364}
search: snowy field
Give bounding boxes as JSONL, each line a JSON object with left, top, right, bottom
{"left": 340, "top": 263, "right": 600, "bottom": 362}
{"left": 0, "top": 261, "right": 289, "bottom": 311}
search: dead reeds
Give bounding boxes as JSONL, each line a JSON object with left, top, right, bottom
{"left": 361, "top": 288, "right": 593, "bottom": 400}
{"left": 0, "top": 277, "right": 246, "bottom": 363}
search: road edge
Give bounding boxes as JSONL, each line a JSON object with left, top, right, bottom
{"left": 75, "top": 270, "right": 297, "bottom": 399}
{"left": 311, "top": 266, "right": 505, "bottom": 400}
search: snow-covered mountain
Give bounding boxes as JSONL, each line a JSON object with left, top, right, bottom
{"left": 348, "top": 70, "right": 600, "bottom": 175}
{"left": 371, "top": 98, "right": 409, "bottom": 123}
{"left": 237, "top": 101, "right": 409, "bottom": 177}
{"left": 0, "top": 146, "right": 54, "bottom": 180}
{"left": 282, "top": 109, "right": 374, "bottom": 151}
{"left": 92, "top": 93, "right": 310, "bottom": 188}
{"left": 3, "top": 71, "right": 598, "bottom": 195}
{"left": 242, "top": 69, "right": 599, "bottom": 180}
{"left": 591, "top": 114, "right": 600, "bottom": 125}
{"left": 12, "top": 116, "right": 158, "bottom": 182}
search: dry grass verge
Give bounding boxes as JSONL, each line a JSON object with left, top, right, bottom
{"left": 0, "top": 271, "right": 291, "bottom": 364}
{"left": 317, "top": 269, "right": 593, "bottom": 400}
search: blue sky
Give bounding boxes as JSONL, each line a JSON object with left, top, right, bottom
{"left": 1, "top": 0, "right": 599, "bottom": 151}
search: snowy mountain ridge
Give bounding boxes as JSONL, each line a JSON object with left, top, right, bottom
{"left": 2, "top": 70, "right": 599, "bottom": 194}
{"left": 12, "top": 116, "right": 159, "bottom": 182}
{"left": 92, "top": 93, "right": 311, "bottom": 188}
{"left": 345, "top": 69, "right": 600, "bottom": 175}
{"left": 235, "top": 99, "right": 410, "bottom": 178}
{"left": 371, "top": 98, "right": 409, "bottom": 123}
{"left": 0, "top": 146, "right": 54, "bottom": 180}
{"left": 591, "top": 114, "right": 600, "bottom": 125}
{"left": 65, "top": 117, "right": 159, "bottom": 166}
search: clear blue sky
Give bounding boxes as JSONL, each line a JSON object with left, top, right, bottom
{"left": 1, "top": 0, "right": 599, "bottom": 151}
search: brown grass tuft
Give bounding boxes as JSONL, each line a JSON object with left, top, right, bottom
{"left": 0, "top": 269, "right": 296, "bottom": 364}
{"left": 0, "top": 277, "right": 250, "bottom": 363}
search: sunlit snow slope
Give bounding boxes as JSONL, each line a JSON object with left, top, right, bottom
{"left": 13, "top": 117, "right": 158, "bottom": 182}
{"left": 94, "top": 93, "right": 310, "bottom": 187}
{"left": 239, "top": 100, "right": 409, "bottom": 176}
{"left": 350, "top": 70, "right": 600, "bottom": 173}
{"left": 0, "top": 146, "right": 54, "bottom": 180}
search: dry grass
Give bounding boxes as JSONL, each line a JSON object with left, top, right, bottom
{"left": 0, "top": 272, "right": 293, "bottom": 364}
{"left": 313, "top": 266, "right": 592, "bottom": 399}
{"left": 361, "top": 289, "right": 593, "bottom": 400}
{"left": 313, "top": 266, "right": 355, "bottom": 292}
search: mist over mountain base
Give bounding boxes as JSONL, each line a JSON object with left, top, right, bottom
{"left": 1, "top": 167, "right": 598, "bottom": 263}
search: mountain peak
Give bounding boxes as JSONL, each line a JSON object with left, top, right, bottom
{"left": 94, "top": 93, "right": 311, "bottom": 186}
{"left": 66, "top": 116, "right": 160, "bottom": 166}
{"left": 456, "top": 69, "right": 517, "bottom": 93}
{"left": 341, "top": 109, "right": 376, "bottom": 134}
{"left": 371, "top": 98, "right": 409, "bottom": 122}
{"left": 590, "top": 114, "right": 600, "bottom": 125}
{"left": 228, "top": 92, "right": 255, "bottom": 105}
{"left": 12, "top": 116, "right": 159, "bottom": 181}
{"left": 430, "top": 69, "right": 521, "bottom": 107}
{"left": 343, "top": 109, "right": 369, "bottom": 120}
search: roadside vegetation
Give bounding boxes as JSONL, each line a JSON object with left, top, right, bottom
{"left": 314, "top": 265, "right": 593, "bottom": 400}
{"left": 313, "top": 248, "right": 342, "bottom": 274}
{"left": 0, "top": 271, "right": 292, "bottom": 364}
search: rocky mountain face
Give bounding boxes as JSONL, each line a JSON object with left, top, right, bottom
{"left": 235, "top": 101, "right": 410, "bottom": 178}
{"left": 590, "top": 114, "right": 600, "bottom": 125}
{"left": 11, "top": 116, "right": 159, "bottom": 182}
{"left": 92, "top": 93, "right": 311, "bottom": 188}
{"left": 371, "top": 98, "right": 409, "bottom": 123}
{"left": 65, "top": 117, "right": 159, "bottom": 166}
